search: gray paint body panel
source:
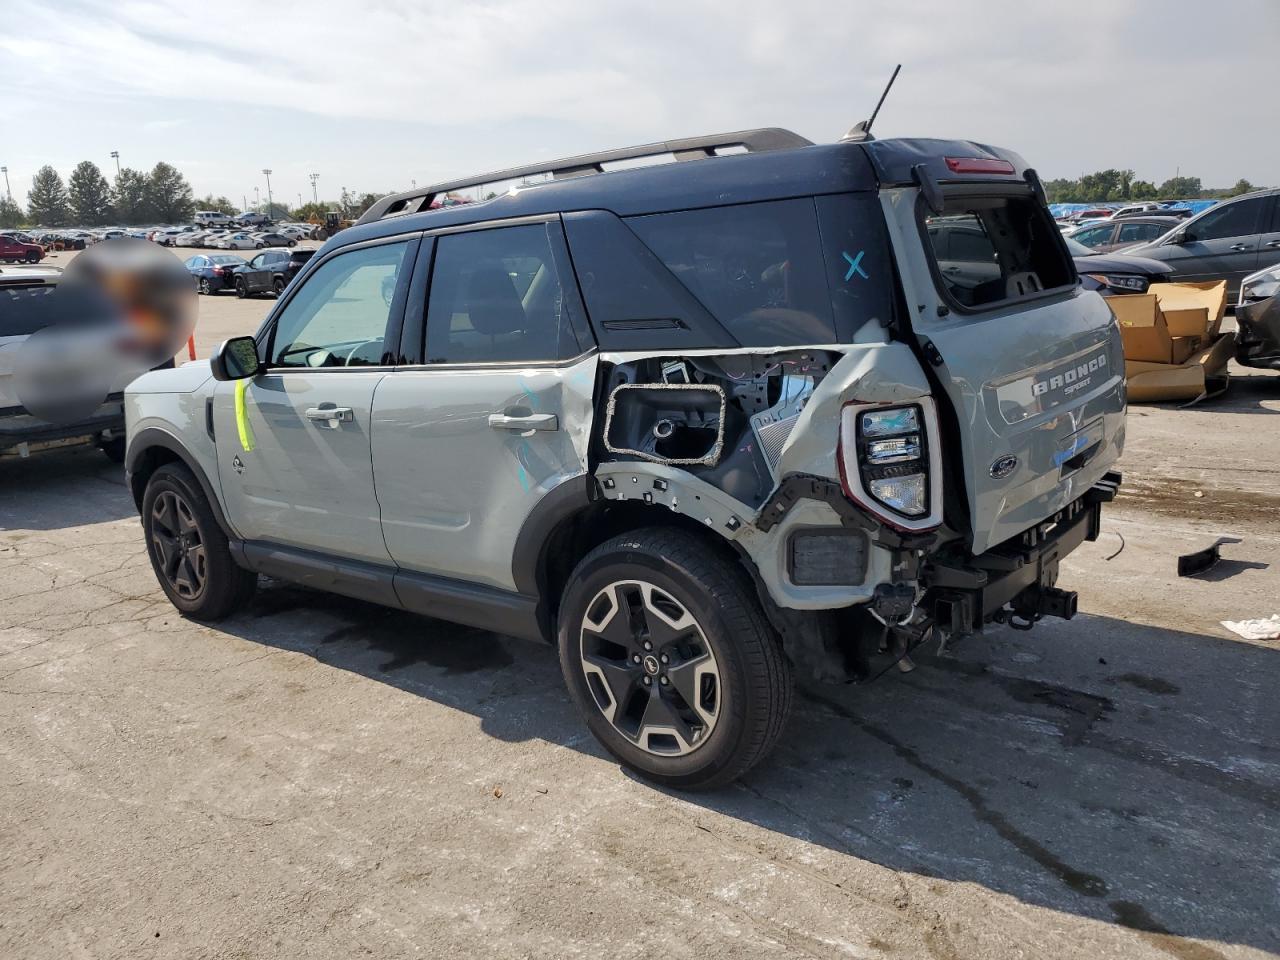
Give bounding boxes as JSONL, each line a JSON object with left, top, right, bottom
{"left": 370, "top": 356, "right": 597, "bottom": 591}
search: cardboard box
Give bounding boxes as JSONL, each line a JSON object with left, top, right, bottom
{"left": 1111, "top": 293, "right": 1174, "bottom": 363}
{"left": 1124, "top": 332, "right": 1235, "bottom": 404}
{"left": 1151, "top": 280, "right": 1227, "bottom": 340}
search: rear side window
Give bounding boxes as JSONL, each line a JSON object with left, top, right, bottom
{"left": 922, "top": 194, "right": 1074, "bottom": 310}
{"left": 1116, "top": 221, "right": 1165, "bottom": 244}
{"left": 425, "top": 222, "right": 584, "bottom": 364}
{"left": 626, "top": 199, "right": 836, "bottom": 346}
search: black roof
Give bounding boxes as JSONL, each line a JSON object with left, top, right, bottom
{"left": 336, "top": 132, "right": 1033, "bottom": 249}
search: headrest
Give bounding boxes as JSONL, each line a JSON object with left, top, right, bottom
{"left": 466, "top": 267, "right": 525, "bottom": 336}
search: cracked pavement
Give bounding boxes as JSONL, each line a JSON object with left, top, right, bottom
{"left": 2, "top": 289, "right": 1279, "bottom": 958}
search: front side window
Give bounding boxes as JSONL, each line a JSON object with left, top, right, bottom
{"left": 1188, "top": 198, "right": 1264, "bottom": 242}
{"left": 425, "top": 223, "right": 583, "bottom": 364}
{"left": 270, "top": 241, "right": 410, "bottom": 368}
{"left": 922, "top": 194, "right": 1074, "bottom": 310}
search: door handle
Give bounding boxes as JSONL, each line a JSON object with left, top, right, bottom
{"left": 488, "top": 412, "right": 558, "bottom": 432}
{"left": 1228, "top": 243, "right": 1250, "bottom": 252}
{"left": 305, "top": 405, "right": 354, "bottom": 428}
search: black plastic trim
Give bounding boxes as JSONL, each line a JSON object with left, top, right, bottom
{"left": 124, "top": 428, "right": 235, "bottom": 539}
{"left": 511, "top": 474, "right": 594, "bottom": 596}
{"left": 232, "top": 539, "right": 545, "bottom": 643}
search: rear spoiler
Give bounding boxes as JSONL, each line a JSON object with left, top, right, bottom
{"left": 911, "top": 162, "right": 1049, "bottom": 215}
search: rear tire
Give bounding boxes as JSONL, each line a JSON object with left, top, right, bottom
{"left": 234, "top": 278, "right": 247, "bottom": 299}
{"left": 272, "top": 278, "right": 285, "bottom": 297}
{"left": 198, "top": 278, "right": 211, "bottom": 295}
{"left": 558, "top": 528, "right": 792, "bottom": 791}
{"left": 99, "top": 437, "right": 126, "bottom": 463}
{"left": 142, "top": 463, "right": 256, "bottom": 621}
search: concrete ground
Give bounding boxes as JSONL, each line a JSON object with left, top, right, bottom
{"left": 3, "top": 254, "right": 1279, "bottom": 958}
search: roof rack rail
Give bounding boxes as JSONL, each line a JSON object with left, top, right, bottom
{"left": 355, "top": 127, "right": 813, "bottom": 226}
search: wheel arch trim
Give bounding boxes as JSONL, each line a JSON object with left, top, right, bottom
{"left": 126, "top": 427, "right": 236, "bottom": 540}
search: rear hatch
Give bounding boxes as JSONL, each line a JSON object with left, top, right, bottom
{"left": 882, "top": 166, "right": 1125, "bottom": 554}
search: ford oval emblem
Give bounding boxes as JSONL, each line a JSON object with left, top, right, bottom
{"left": 990, "top": 455, "right": 1018, "bottom": 480}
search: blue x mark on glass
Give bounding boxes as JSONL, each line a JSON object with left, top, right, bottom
{"left": 842, "top": 250, "right": 868, "bottom": 282}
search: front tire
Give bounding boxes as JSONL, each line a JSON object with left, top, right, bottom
{"left": 558, "top": 528, "right": 792, "bottom": 790}
{"left": 142, "top": 463, "right": 256, "bottom": 621}
{"left": 234, "top": 278, "right": 247, "bottom": 298}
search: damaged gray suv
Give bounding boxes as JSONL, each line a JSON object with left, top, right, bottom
{"left": 125, "top": 128, "right": 1124, "bottom": 789}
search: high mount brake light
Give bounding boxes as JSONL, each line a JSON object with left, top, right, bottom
{"left": 945, "top": 157, "right": 1016, "bottom": 175}
{"left": 837, "top": 399, "right": 943, "bottom": 533}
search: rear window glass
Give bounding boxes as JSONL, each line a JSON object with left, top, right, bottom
{"left": 624, "top": 196, "right": 893, "bottom": 346}
{"left": 923, "top": 194, "right": 1074, "bottom": 310}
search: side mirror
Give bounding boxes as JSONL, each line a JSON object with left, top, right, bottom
{"left": 1169, "top": 229, "right": 1189, "bottom": 245}
{"left": 210, "top": 335, "right": 261, "bottom": 381}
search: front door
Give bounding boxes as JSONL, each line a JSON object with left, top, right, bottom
{"left": 372, "top": 219, "right": 596, "bottom": 591}
{"left": 1158, "top": 194, "right": 1268, "bottom": 295}
{"left": 214, "top": 237, "right": 417, "bottom": 563}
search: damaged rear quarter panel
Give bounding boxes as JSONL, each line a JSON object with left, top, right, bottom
{"left": 593, "top": 343, "right": 931, "bottom": 608}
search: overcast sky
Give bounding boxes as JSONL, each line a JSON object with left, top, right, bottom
{"left": 1, "top": 0, "right": 1275, "bottom": 210}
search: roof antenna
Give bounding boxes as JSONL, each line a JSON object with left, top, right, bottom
{"left": 841, "top": 64, "right": 901, "bottom": 142}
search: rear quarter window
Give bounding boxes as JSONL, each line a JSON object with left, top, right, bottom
{"left": 922, "top": 194, "right": 1075, "bottom": 311}
{"left": 623, "top": 194, "right": 895, "bottom": 346}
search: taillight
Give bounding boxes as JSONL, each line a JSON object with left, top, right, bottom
{"left": 213, "top": 266, "right": 223, "bottom": 275}
{"left": 944, "top": 157, "right": 1015, "bottom": 175}
{"left": 838, "top": 399, "right": 942, "bottom": 532}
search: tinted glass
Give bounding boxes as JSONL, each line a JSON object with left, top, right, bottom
{"left": 1073, "top": 225, "right": 1115, "bottom": 248}
{"left": 1117, "top": 222, "right": 1164, "bottom": 244}
{"left": 1189, "top": 198, "right": 1264, "bottom": 241}
{"left": 425, "top": 223, "right": 583, "bottom": 364}
{"left": 923, "top": 195, "right": 1074, "bottom": 309}
{"left": 270, "top": 241, "right": 409, "bottom": 368}
{"left": 626, "top": 199, "right": 837, "bottom": 346}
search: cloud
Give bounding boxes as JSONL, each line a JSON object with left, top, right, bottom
{"left": 0, "top": 0, "right": 1275, "bottom": 200}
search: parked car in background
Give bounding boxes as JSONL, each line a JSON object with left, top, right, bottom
{"left": 1119, "top": 188, "right": 1280, "bottom": 299}
{"left": 1234, "top": 262, "right": 1280, "bottom": 371}
{"left": 194, "top": 211, "right": 235, "bottom": 228}
{"left": 230, "top": 249, "right": 293, "bottom": 297}
{"left": 184, "top": 253, "right": 248, "bottom": 294}
{"left": 1, "top": 263, "right": 168, "bottom": 462}
{"left": 276, "top": 224, "right": 310, "bottom": 241}
{"left": 282, "top": 247, "right": 315, "bottom": 286}
{"left": 236, "top": 212, "right": 269, "bottom": 226}
{"left": 0, "top": 234, "right": 44, "bottom": 263}
{"left": 1111, "top": 202, "right": 1162, "bottom": 219}
{"left": 1067, "top": 216, "right": 1181, "bottom": 253}
{"left": 215, "top": 233, "right": 260, "bottom": 250}
{"left": 153, "top": 228, "right": 187, "bottom": 247}
{"left": 251, "top": 232, "right": 296, "bottom": 248}
{"left": 1064, "top": 236, "right": 1174, "bottom": 294}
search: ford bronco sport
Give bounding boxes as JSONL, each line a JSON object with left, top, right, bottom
{"left": 125, "top": 128, "right": 1124, "bottom": 789}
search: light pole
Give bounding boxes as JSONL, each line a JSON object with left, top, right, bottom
{"left": 262, "top": 168, "right": 273, "bottom": 219}
{"left": 0, "top": 166, "right": 10, "bottom": 202}
{"left": 110, "top": 151, "right": 120, "bottom": 176}
{"left": 309, "top": 173, "right": 319, "bottom": 204}
{"left": 254, "top": 186, "right": 260, "bottom": 213}
{"left": 297, "top": 192, "right": 303, "bottom": 210}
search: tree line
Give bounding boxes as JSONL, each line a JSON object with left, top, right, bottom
{"left": 1045, "top": 169, "right": 1264, "bottom": 204}
{"left": 0, "top": 160, "right": 389, "bottom": 230}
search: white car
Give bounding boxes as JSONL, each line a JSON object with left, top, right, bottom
{"left": 276, "top": 224, "right": 310, "bottom": 241}
{"left": 219, "top": 233, "right": 262, "bottom": 250}
{"left": 174, "top": 231, "right": 205, "bottom": 247}
{"left": 153, "top": 229, "right": 186, "bottom": 246}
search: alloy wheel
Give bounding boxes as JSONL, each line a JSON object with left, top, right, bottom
{"left": 579, "top": 580, "right": 721, "bottom": 756}
{"left": 149, "top": 490, "right": 207, "bottom": 601}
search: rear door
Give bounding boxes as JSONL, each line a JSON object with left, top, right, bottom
{"left": 887, "top": 186, "right": 1126, "bottom": 554}
{"left": 1259, "top": 194, "right": 1280, "bottom": 274}
{"left": 213, "top": 236, "right": 417, "bottom": 562}
{"left": 371, "top": 218, "right": 596, "bottom": 591}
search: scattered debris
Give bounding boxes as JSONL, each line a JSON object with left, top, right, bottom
{"left": 492, "top": 786, "right": 503, "bottom": 799}
{"left": 1177, "top": 538, "right": 1235, "bottom": 577}
{"left": 1220, "top": 616, "right": 1280, "bottom": 641}
{"left": 1104, "top": 530, "right": 1125, "bottom": 561}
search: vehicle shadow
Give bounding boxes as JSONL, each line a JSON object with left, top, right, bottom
{"left": 215, "top": 579, "right": 1280, "bottom": 955}
{"left": 0, "top": 444, "right": 136, "bottom": 530}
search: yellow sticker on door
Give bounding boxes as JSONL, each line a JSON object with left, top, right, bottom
{"left": 234, "top": 379, "right": 256, "bottom": 452}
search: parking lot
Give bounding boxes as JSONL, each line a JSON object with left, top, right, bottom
{"left": 3, "top": 247, "right": 1279, "bottom": 958}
